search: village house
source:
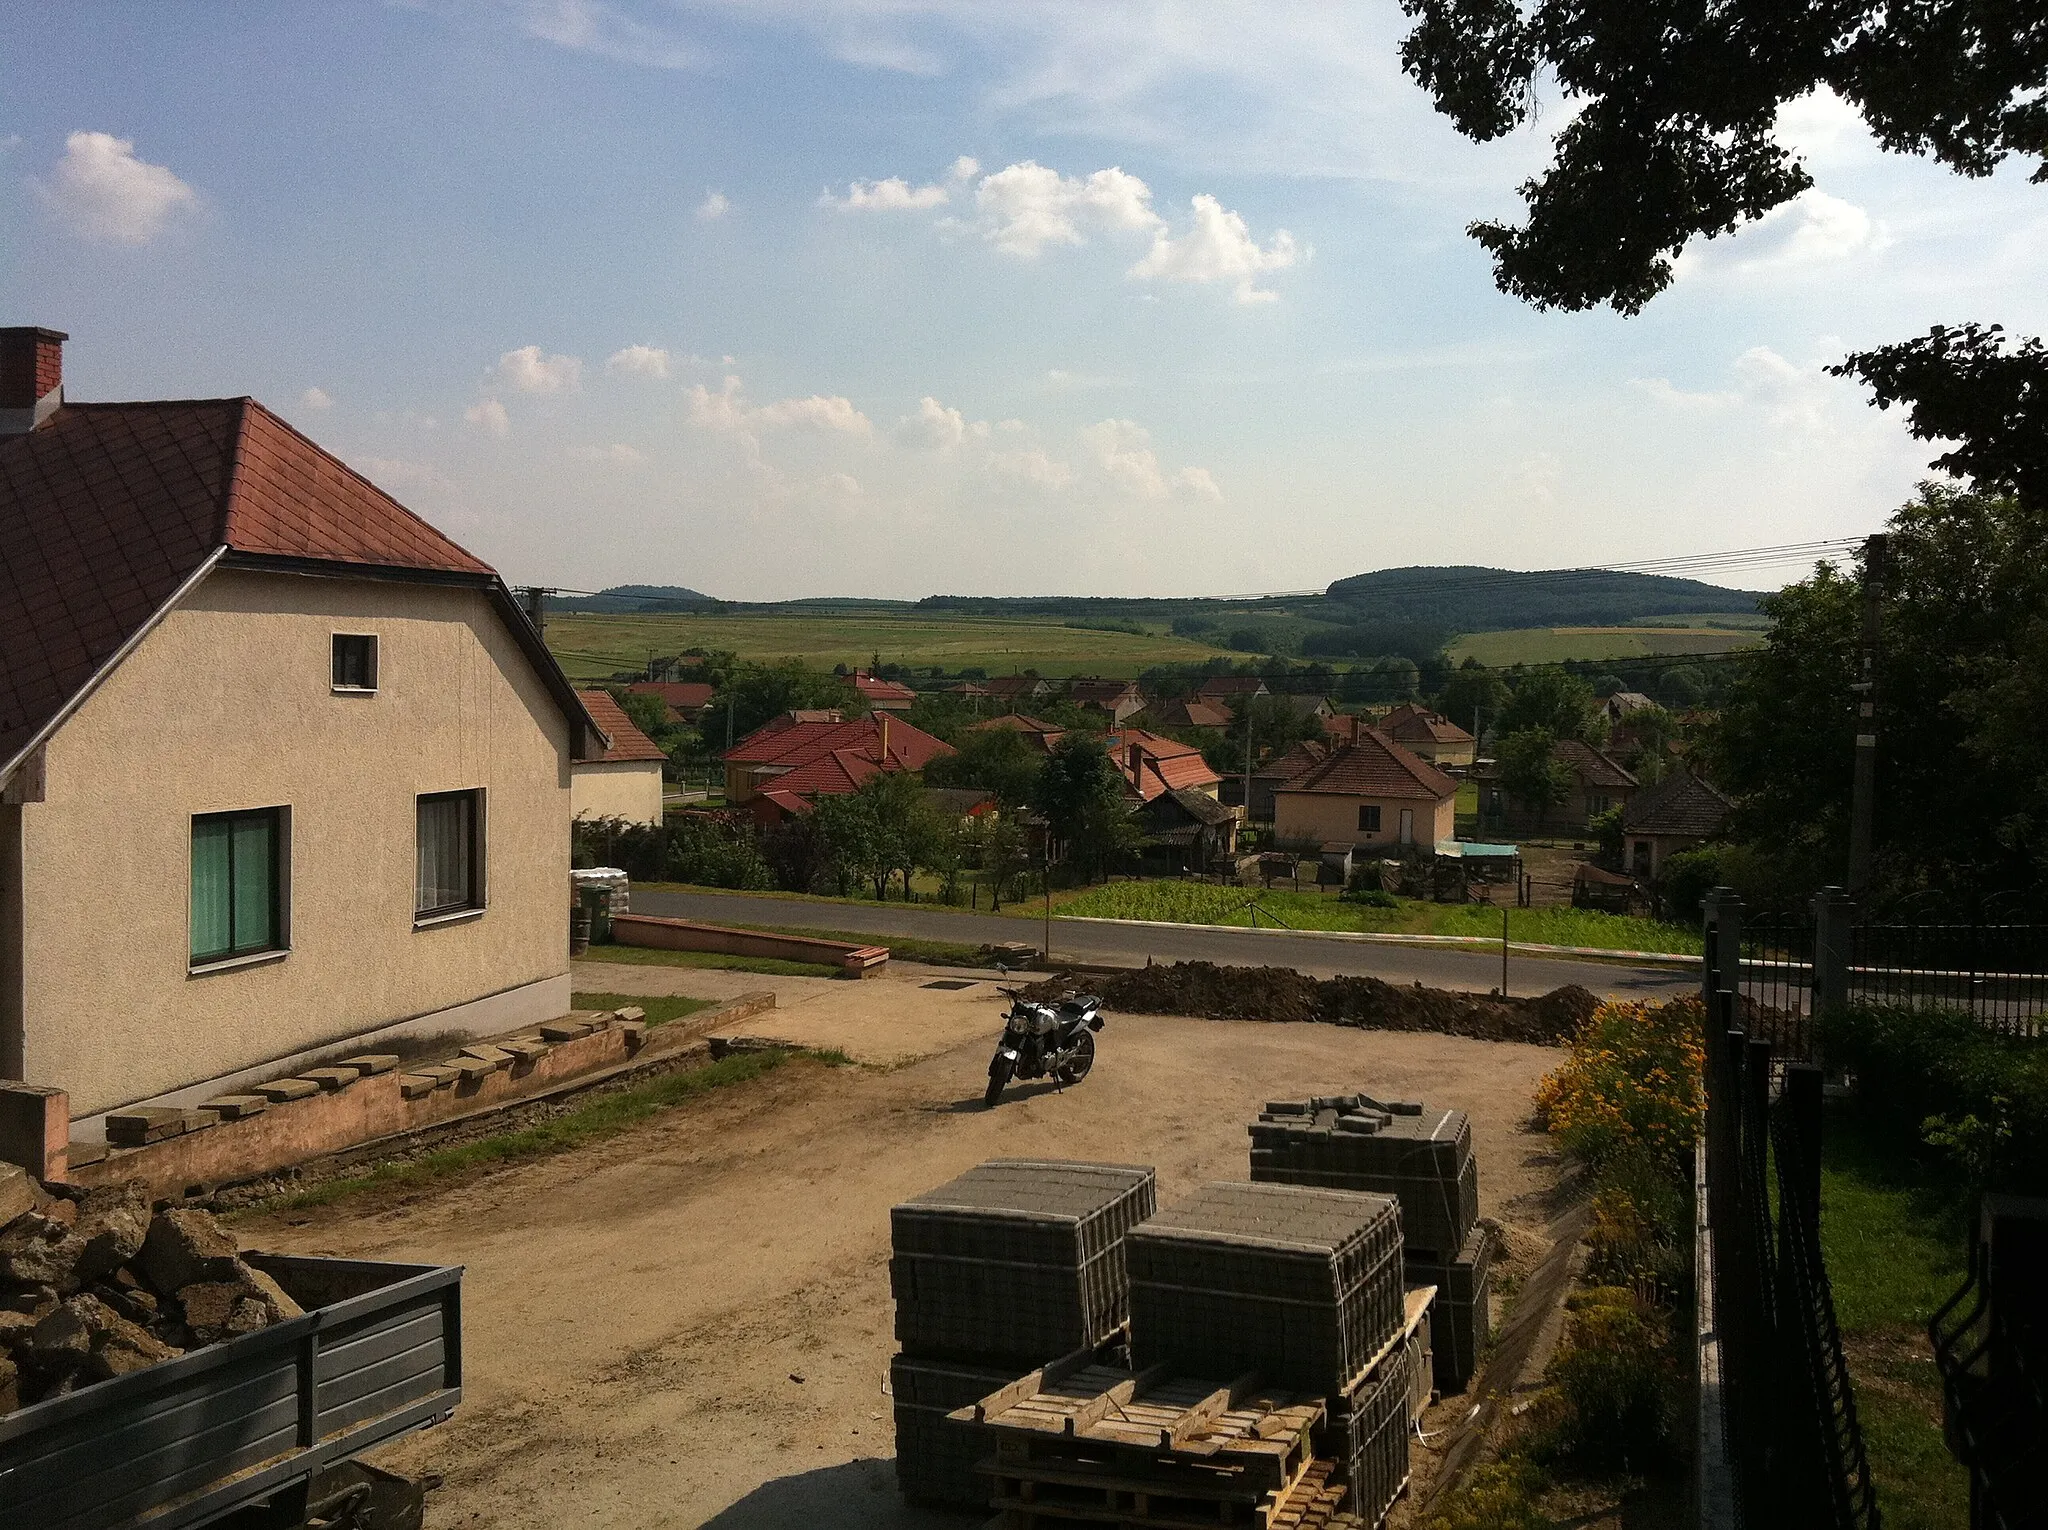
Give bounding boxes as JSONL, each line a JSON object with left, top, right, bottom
{"left": 1377, "top": 703, "right": 1478, "bottom": 767}
{"left": 1621, "top": 769, "right": 1733, "bottom": 877}
{"left": 1480, "top": 739, "right": 1640, "bottom": 832}
{"left": 1145, "top": 696, "right": 1233, "bottom": 731}
{"left": 571, "top": 690, "right": 668, "bottom": 826}
{"left": 1195, "top": 675, "right": 1269, "bottom": 709}
{"left": 851, "top": 669, "right": 915, "bottom": 713}
{"left": 1063, "top": 677, "right": 1148, "bottom": 723}
{"left": 985, "top": 675, "right": 1054, "bottom": 706}
{"left": 1134, "top": 788, "right": 1240, "bottom": 873}
{"left": 0, "top": 328, "right": 604, "bottom": 1118}
{"left": 626, "top": 679, "right": 715, "bottom": 725}
{"left": 1244, "top": 737, "right": 1332, "bottom": 822}
{"left": 1271, "top": 728, "right": 1457, "bottom": 857}
{"left": 968, "top": 713, "right": 1065, "bottom": 754}
{"left": 722, "top": 711, "right": 952, "bottom": 824}
{"left": 1604, "top": 690, "right": 1658, "bottom": 724}
{"left": 1105, "top": 728, "right": 1225, "bottom": 803}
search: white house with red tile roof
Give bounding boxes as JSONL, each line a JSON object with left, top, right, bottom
{"left": 1272, "top": 727, "right": 1457, "bottom": 851}
{"left": 573, "top": 690, "right": 668, "bottom": 826}
{"left": 722, "top": 711, "right": 953, "bottom": 823}
{"left": 0, "top": 328, "right": 604, "bottom": 1121}
{"left": 1104, "top": 727, "right": 1224, "bottom": 803}
{"left": 851, "top": 670, "right": 916, "bottom": 712}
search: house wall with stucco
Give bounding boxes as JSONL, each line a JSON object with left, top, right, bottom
{"left": 1271, "top": 791, "right": 1456, "bottom": 850}
{"left": 571, "top": 760, "right": 664, "bottom": 825}
{"left": 9, "top": 568, "right": 572, "bottom": 1116}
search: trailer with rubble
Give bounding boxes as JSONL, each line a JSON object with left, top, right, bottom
{"left": 0, "top": 1252, "right": 461, "bottom": 1530}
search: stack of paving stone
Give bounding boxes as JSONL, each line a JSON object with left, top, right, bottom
{"left": 1249, "top": 1094, "right": 1491, "bottom": 1392}
{"left": 888, "top": 1159, "right": 1156, "bottom": 1509}
{"left": 1124, "top": 1181, "right": 1410, "bottom": 1523}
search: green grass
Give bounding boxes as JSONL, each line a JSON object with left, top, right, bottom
{"left": 1820, "top": 1106, "right": 1972, "bottom": 1530}
{"left": 1448, "top": 625, "right": 1763, "bottom": 667}
{"left": 1055, "top": 881, "right": 1702, "bottom": 955}
{"left": 263, "top": 1048, "right": 834, "bottom": 1211}
{"left": 544, "top": 611, "right": 1236, "bottom": 681}
{"left": 570, "top": 992, "right": 716, "bottom": 1027}
{"left": 734, "top": 923, "right": 1002, "bottom": 968}
{"left": 574, "top": 944, "right": 840, "bottom": 978}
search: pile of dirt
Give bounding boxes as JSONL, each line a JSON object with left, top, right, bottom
{"left": 1024, "top": 964, "right": 1598, "bottom": 1047}
{"left": 0, "top": 1168, "right": 301, "bottom": 1412}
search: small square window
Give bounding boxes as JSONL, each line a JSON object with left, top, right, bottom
{"left": 1358, "top": 804, "right": 1382, "bottom": 833}
{"left": 332, "top": 634, "right": 378, "bottom": 692}
{"left": 416, "top": 789, "right": 485, "bottom": 920}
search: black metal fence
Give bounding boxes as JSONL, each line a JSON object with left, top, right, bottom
{"left": 1703, "top": 895, "right": 1879, "bottom": 1530}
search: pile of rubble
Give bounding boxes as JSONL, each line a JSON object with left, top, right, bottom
{"left": 1022, "top": 963, "right": 1598, "bottom": 1045}
{"left": 0, "top": 1163, "right": 299, "bottom": 1411}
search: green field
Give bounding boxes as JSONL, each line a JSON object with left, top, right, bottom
{"left": 1448, "top": 624, "right": 1764, "bottom": 667}
{"left": 545, "top": 612, "right": 1236, "bottom": 680}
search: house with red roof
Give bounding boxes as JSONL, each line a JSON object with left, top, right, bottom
{"left": 627, "top": 680, "right": 715, "bottom": 724}
{"left": 968, "top": 713, "right": 1066, "bottom": 754}
{"left": 573, "top": 690, "right": 668, "bottom": 825}
{"left": 851, "top": 669, "right": 915, "bottom": 713}
{"left": 1104, "top": 728, "right": 1225, "bottom": 803}
{"left": 985, "top": 675, "right": 1054, "bottom": 705}
{"left": 1377, "top": 703, "right": 1477, "bottom": 766}
{"left": 1272, "top": 728, "right": 1458, "bottom": 853}
{"left": 0, "top": 328, "right": 605, "bottom": 1121}
{"left": 1146, "top": 697, "right": 1233, "bottom": 731}
{"left": 722, "top": 711, "right": 953, "bottom": 824}
{"left": 1063, "top": 677, "right": 1147, "bottom": 723}
{"left": 1195, "top": 675, "right": 1269, "bottom": 709}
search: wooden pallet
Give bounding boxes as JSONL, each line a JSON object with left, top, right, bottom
{"left": 955, "top": 1362, "right": 1330, "bottom": 1526}
{"left": 980, "top": 1455, "right": 1364, "bottom": 1530}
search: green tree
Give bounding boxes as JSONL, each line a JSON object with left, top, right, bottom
{"left": 964, "top": 811, "right": 1031, "bottom": 909}
{"left": 924, "top": 725, "right": 1044, "bottom": 810}
{"left": 1033, "top": 734, "right": 1141, "bottom": 882}
{"left": 1499, "top": 727, "right": 1573, "bottom": 831}
{"left": 606, "top": 686, "right": 674, "bottom": 744}
{"left": 1437, "top": 660, "right": 1510, "bottom": 737}
{"left": 1397, "top": 0, "right": 2047, "bottom": 509}
{"left": 1500, "top": 668, "right": 1602, "bottom": 743}
{"left": 714, "top": 659, "right": 863, "bottom": 743}
{"left": 1209, "top": 695, "right": 1327, "bottom": 778}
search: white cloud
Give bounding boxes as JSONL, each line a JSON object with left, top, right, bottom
{"left": 822, "top": 174, "right": 952, "bottom": 211}
{"left": 606, "top": 343, "right": 671, "bottom": 380}
{"left": 972, "top": 160, "right": 1159, "bottom": 256}
{"left": 1679, "top": 189, "right": 1886, "bottom": 279}
{"left": 301, "top": 386, "right": 335, "bottom": 410}
{"left": 516, "top": 0, "right": 700, "bottom": 69}
{"left": 1128, "top": 193, "right": 1298, "bottom": 302}
{"left": 896, "top": 395, "right": 990, "bottom": 450}
{"left": 464, "top": 398, "right": 511, "bottom": 437}
{"left": 987, "top": 445, "right": 1075, "bottom": 490}
{"left": 1511, "top": 451, "right": 1563, "bottom": 506}
{"left": 568, "top": 442, "right": 647, "bottom": 465}
{"left": 1079, "top": 418, "right": 1220, "bottom": 500}
{"left": 696, "top": 189, "right": 730, "bottom": 220}
{"left": 491, "top": 344, "right": 583, "bottom": 394}
{"left": 686, "top": 375, "right": 872, "bottom": 436}
{"left": 1633, "top": 345, "right": 1859, "bottom": 434}
{"left": 1628, "top": 377, "right": 1739, "bottom": 412}
{"left": 35, "top": 130, "right": 197, "bottom": 244}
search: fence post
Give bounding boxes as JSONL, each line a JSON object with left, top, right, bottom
{"left": 1703, "top": 886, "right": 1744, "bottom": 1008}
{"left": 1811, "top": 886, "right": 1854, "bottom": 1020}
{"left": 1781, "top": 1063, "right": 1824, "bottom": 1236}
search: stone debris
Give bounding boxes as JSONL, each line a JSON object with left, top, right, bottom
{"left": 1, "top": 1184, "right": 305, "bottom": 1411}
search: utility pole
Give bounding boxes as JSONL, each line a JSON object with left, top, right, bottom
{"left": 515, "top": 586, "right": 550, "bottom": 635}
{"left": 1847, "top": 534, "right": 1888, "bottom": 895}
{"left": 1242, "top": 704, "right": 1255, "bottom": 842}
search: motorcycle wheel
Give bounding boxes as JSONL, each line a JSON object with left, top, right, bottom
{"left": 984, "top": 1056, "right": 1014, "bottom": 1109}
{"left": 1055, "top": 1031, "right": 1096, "bottom": 1085}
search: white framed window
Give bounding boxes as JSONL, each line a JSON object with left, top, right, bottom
{"left": 332, "top": 633, "right": 379, "bottom": 693}
{"left": 416, "top": 789, "right": 485, "bottom": 922}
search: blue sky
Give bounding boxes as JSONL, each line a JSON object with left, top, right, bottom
{"left": 6, "top": 2, "right": 2045, "bottom": 599}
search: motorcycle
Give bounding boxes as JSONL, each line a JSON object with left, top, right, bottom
{"left": 984, "top": 975, "right": 1105, "bottom": 1108}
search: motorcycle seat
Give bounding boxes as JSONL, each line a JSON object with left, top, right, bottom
{"left": 1057, "top": 996, "right": 1101, "bottom": 1015}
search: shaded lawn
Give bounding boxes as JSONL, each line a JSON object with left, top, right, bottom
{"left": 574, "top": 943, "right": 840, "bottom": 979}
{"left": 1820, "top": 1105, "right": 1972, "bottom": 1530}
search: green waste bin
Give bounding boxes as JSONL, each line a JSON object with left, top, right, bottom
{"left": 578, "top": 885, "right": 614, "bottom": 944}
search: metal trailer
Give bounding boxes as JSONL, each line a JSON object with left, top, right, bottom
{"left": 0, "top": 1253, "right": 462, "bottom": 1530}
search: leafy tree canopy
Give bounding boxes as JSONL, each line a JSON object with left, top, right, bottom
{"left": 924, "top": 726, "right": 1045, "bottom": 810}
{"left": 1499, "top": 667, "right": 1604, "bottom": 743}
{"left": 715, "top": 659, "right": 863, "bottom": 742}
{"left": 1032, "top": 733, "right": 1142, "bottom": 881}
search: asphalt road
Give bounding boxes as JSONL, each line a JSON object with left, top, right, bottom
{"left": 629, "top": 888, "right": 1696, "bottom": 1002}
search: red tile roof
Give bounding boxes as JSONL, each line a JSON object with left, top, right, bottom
{"left": 576, "top": 690, "right": 669, "bottom": 763}
{"left": 1105, "top": 727, "right": 1222, "bottom": 801}
{"left": 970, "top": 712, "right": 1065, "bottom": 752}
{"left": 1149, "top": 697, "right": 1233, "bottom": 729}
{"left": 1274, "top": 727, "right": 1456, "bottom": 802}
{"left": 986, "top": 675, "right": 1051, "bottom": 697}
{"left": 1196, "top": 676, "right": 1268, "bottom": 700}
{"left": 628, "top": 680, "right": 715, "bottom": 718}
{"left": 852, "top": 670, "right": 916, "bottom": 704}
{"left": 1380, "top": 704, "right": 1475, "bottom": 747}
{"left": 1, "top": 397, "right": 590, "bottom": 778}
{"left": 1067, "top": 677, "right": 1143, "bottom": 705}
{"left": 725, "top": 714, "right": 952, "bottom": 798}
{"left": 1257, "top": 738, "right": 1331, "bottom": 783}
{"left": 1623, "top": 770, "right": 1730, "bottom": 837}
{"left": 1554, "top": 739, "right": 1639, "bottom": 791}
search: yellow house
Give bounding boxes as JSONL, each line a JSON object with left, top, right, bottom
{"left": 1272, "top": 727, "right": 1458, "bottom": 853}
{"left": 572, "top": 690, "right": 668, "bottom": 826}
{"left": 0, "top": 329, "right": 606, "bottom": 1118}
{"left": 1376, "top": 704, "right": 1478, "bottom": 768}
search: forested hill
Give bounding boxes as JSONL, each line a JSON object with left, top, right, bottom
{"left": 1323, "top": 566, "right": 1761, "bottom": 628}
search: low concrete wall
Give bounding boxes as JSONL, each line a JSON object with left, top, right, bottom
{"left": 609, "top": 912, "right": 887, "bottom": 977}
{"left": 58, "top": 991, "right": 775, "bottom": 1197}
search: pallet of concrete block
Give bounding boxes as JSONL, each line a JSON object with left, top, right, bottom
{"left": 891, "top": 1160, "right": 1157, "bottom": 1366}
{"left": 1125, "top": 1181, "right": 1404, "bottom": 1398}
{"left": 1316, "top": 1286, "right": 1434, "bottom": 1529}
{"left": 1404, "top": 1221, "right": 1494, "bottom": 1394}
{"left": 1248, "top": 1095, "right": 1478, "bottom": 1261}
{"left": 959, "top": 1355, "right": 1355, "bottom": 1528}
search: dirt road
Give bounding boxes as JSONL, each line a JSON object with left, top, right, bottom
{"left": 242, "top": 971, "right": 1567, "bottom": 1528}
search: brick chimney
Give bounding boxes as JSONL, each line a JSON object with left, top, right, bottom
{"left": 0, "top": 327, "right": 66, "bottom": 434}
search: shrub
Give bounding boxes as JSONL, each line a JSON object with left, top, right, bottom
{"left": 1533, "top": 996, "right": 1705, "bottom": 1174}
{"left": 1822, "top": 1003, "right": 2048, "bottom": 1193}
{"left": 1535, "top": 1286, "right": 1677, "bottom": 1470}
{"left": 1584, "top": 1149, "right": 1691, "bottom": 1301}
{"left": 1419, "top": 1461, "right": 1555, "bottom": 1530}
